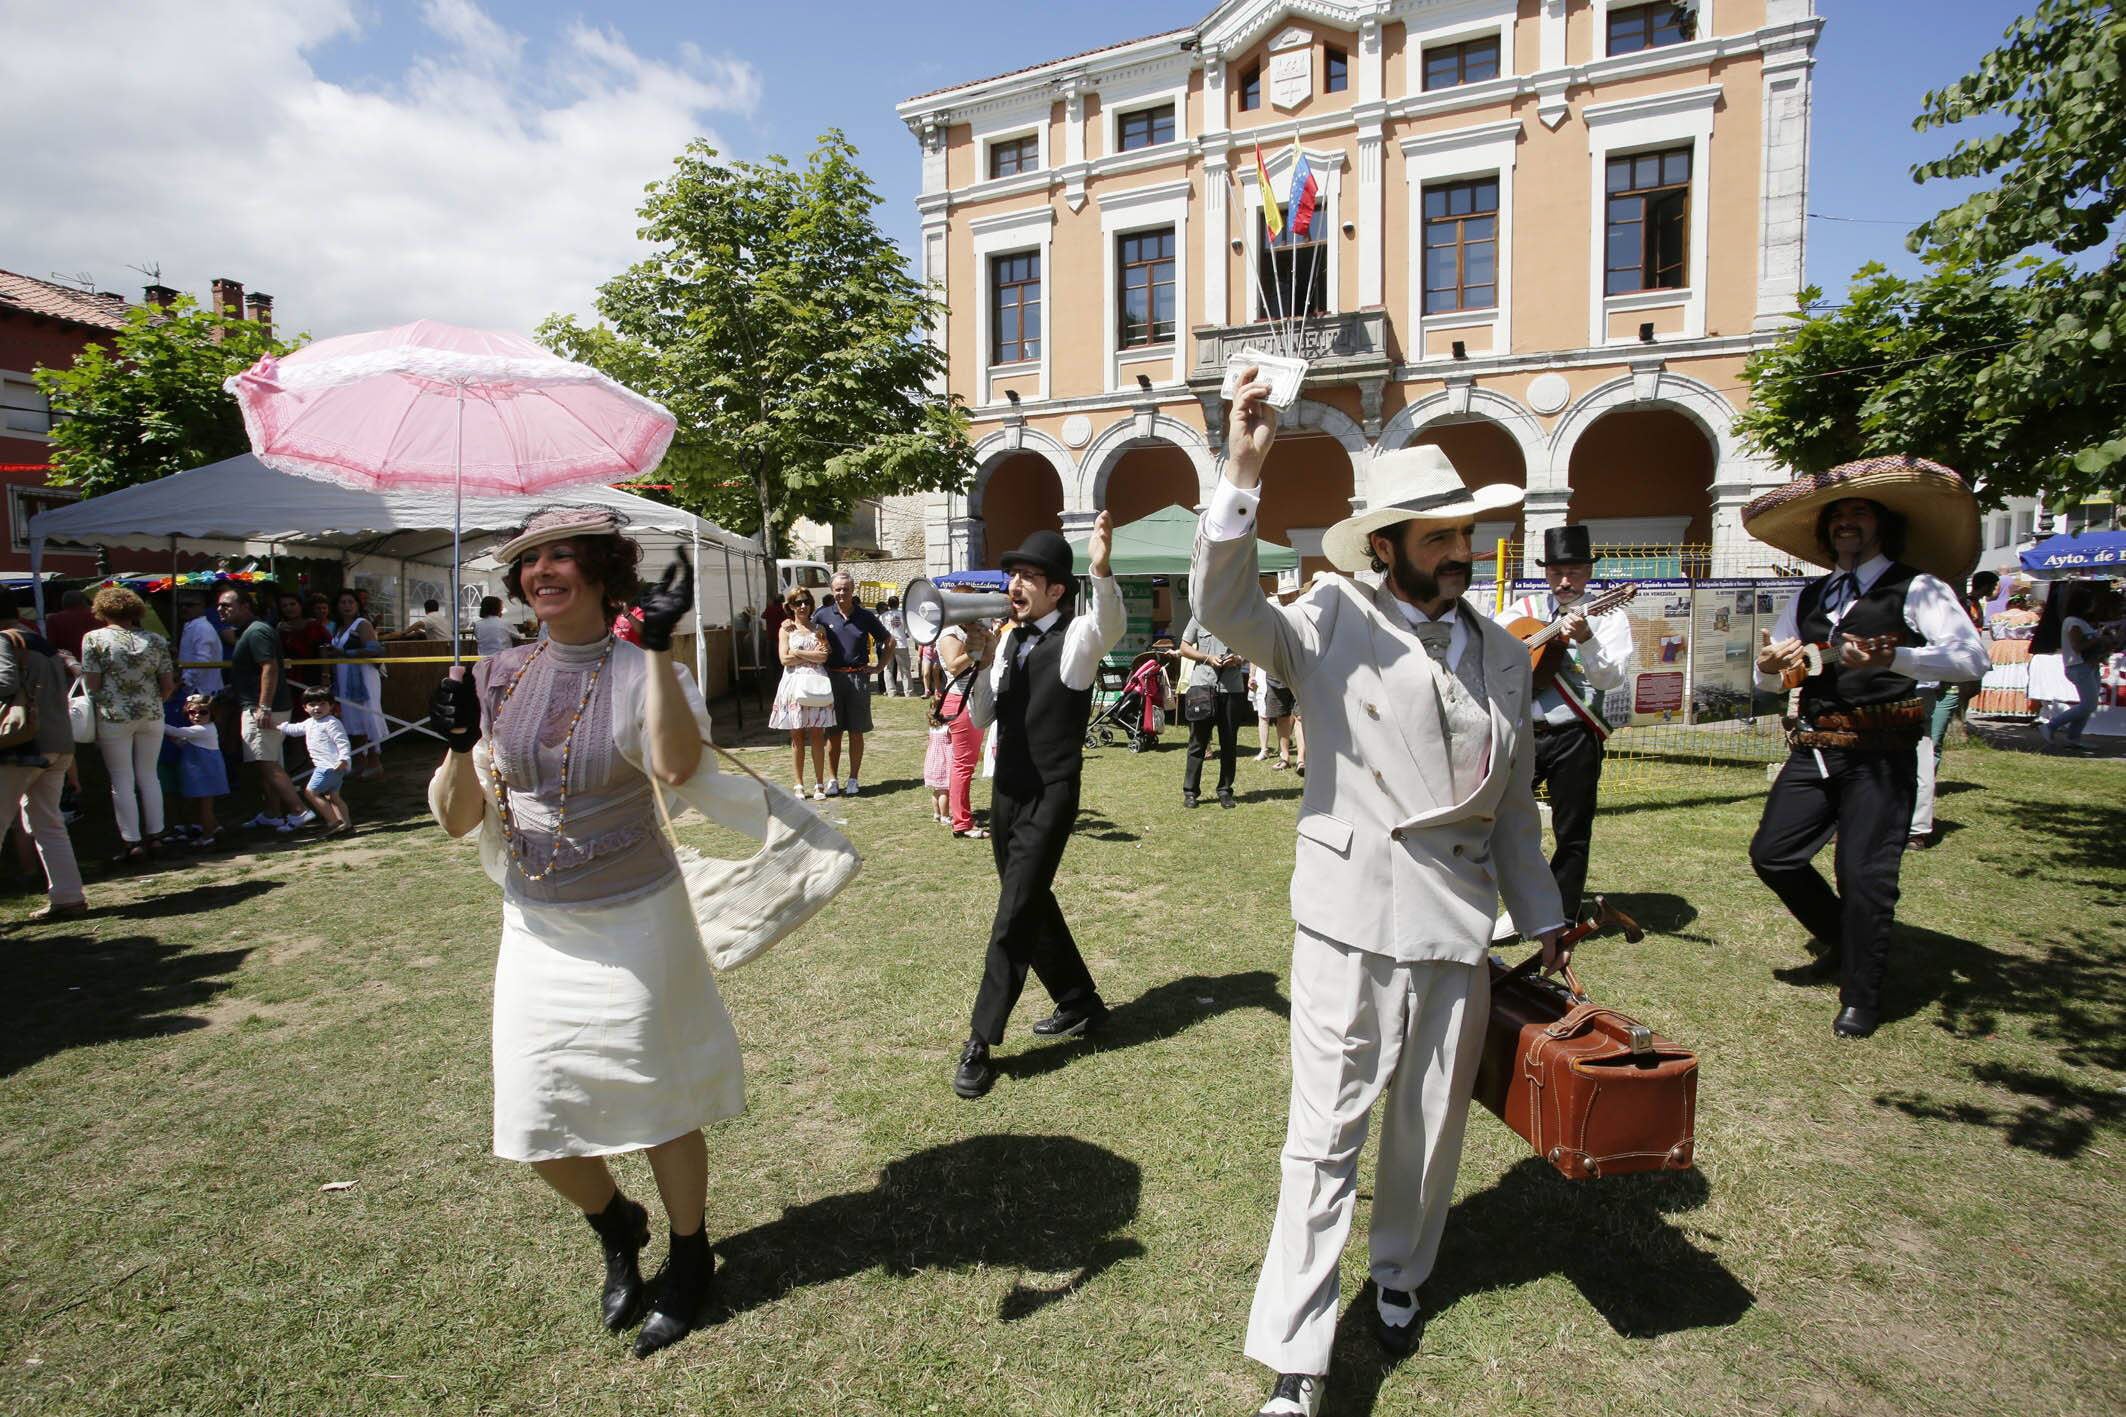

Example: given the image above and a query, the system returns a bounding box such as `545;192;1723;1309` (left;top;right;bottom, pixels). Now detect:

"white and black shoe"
1373;1285;1421;1355
1256;1372;1322;1416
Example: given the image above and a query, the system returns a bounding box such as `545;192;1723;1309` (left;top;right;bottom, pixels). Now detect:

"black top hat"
1537;524;1595;566
998;529;1075;583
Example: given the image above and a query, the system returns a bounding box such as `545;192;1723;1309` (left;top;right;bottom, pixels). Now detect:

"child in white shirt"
279;687;354;835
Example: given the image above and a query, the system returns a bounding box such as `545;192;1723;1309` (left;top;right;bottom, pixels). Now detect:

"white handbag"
67;676;96;744
789;664;835;708
651;737;862;972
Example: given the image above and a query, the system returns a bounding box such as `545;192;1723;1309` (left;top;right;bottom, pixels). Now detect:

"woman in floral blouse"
79;585;177;862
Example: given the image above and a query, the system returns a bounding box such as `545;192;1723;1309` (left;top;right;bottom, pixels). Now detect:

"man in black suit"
953;513;1125;1099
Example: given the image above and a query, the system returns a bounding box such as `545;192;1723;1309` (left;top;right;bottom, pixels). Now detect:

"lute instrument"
1506;584;1640;695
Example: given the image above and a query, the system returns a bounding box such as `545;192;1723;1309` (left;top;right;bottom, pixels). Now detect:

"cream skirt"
492;877;745;1162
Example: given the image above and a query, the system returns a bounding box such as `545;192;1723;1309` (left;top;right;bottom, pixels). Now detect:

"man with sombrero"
1493;524;1636;920
1192;372;1566;1417
1744;455;1989;1039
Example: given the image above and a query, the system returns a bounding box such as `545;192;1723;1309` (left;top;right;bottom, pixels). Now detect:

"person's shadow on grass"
710;1134;1144;1324
0;929;252;1077
992;969;1289;1085
1322;1161;1752;1415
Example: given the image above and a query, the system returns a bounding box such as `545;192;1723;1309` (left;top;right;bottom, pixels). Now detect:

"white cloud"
0;0;758;338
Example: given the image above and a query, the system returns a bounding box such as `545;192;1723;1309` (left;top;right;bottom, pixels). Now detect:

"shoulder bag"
67;674;96;744
650;735;862;972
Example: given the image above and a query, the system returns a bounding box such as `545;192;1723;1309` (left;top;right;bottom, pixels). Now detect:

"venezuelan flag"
1255;142;1284;241
1285;138;1319;240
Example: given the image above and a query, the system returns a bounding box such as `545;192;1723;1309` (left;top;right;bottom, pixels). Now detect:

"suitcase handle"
1497;895;1644;994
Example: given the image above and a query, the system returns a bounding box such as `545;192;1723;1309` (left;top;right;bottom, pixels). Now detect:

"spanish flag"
1254;142;1284;242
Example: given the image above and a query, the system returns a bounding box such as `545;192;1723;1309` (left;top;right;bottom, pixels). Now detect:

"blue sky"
1;1;2031;336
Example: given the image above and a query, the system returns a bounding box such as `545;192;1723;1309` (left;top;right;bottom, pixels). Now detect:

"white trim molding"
1582;83;1720;346
1594;0;1718;57
1100;71;1191;160
1099;178;1194;393
1079;411;1215;512
1400;0;1518;96
969;205;1057;407
1401;117;1522;363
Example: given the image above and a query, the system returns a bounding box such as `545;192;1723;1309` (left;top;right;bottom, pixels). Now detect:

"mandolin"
1507;584;1640;694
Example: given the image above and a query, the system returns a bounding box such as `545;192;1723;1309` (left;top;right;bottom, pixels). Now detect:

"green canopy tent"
1064;502;1298;576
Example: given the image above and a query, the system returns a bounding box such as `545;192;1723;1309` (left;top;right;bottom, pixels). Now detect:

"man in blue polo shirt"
812;571;896;797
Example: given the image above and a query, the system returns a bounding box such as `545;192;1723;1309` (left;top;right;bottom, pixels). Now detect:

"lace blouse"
476;635;677;909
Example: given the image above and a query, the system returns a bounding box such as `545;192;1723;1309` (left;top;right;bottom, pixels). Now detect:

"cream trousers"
1244;929;1488;1377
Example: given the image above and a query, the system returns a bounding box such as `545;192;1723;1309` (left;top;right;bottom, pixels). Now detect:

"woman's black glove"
637;556;693;652
430;674;481;754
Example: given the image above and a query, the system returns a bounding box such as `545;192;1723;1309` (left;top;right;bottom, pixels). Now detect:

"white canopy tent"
26;453;773;714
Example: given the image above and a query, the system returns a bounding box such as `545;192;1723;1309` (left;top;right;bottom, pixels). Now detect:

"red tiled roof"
903;27;1194;104
0;269;130;332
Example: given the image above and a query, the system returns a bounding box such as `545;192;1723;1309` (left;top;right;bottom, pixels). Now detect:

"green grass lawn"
3;700;2122;1415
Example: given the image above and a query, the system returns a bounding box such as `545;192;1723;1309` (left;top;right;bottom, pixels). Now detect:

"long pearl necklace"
487;636;614;882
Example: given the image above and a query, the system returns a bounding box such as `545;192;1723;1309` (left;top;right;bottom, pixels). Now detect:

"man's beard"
1387;543;1470;604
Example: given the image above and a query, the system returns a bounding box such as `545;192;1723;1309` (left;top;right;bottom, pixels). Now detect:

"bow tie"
1415;621;1453;662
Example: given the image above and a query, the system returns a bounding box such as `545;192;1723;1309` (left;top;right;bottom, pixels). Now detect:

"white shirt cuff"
1202;478;1262;542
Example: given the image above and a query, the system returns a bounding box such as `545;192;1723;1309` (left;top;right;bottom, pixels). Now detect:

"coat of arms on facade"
1269;27;1312;111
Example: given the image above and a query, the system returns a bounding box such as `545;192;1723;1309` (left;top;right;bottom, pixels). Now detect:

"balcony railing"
1187;306;1394;383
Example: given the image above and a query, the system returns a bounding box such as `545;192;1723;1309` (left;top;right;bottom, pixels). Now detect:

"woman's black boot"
632;1228;714;1358
584;1192;650;1332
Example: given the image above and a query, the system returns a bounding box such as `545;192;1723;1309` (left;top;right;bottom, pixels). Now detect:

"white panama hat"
1322;445;1524;573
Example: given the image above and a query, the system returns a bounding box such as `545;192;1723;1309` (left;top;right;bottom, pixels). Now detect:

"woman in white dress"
428;507;742;1359
768;589;835;798
327;589;387;779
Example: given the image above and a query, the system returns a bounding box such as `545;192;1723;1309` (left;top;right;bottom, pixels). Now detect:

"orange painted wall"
980;453;1063;566
1104;445;1201;526
1566;408;1716;543
1410;418;1529;543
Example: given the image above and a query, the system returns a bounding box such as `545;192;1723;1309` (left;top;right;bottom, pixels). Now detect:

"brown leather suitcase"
1473;957;1698;1181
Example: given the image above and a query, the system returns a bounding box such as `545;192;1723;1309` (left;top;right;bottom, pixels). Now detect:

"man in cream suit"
1193;372;1567;1417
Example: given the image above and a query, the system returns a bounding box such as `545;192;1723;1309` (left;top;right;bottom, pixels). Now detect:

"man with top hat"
1492;524;1635;920
950;512;1125;1100
1192;371;1566;1417
1744;456;1988;1040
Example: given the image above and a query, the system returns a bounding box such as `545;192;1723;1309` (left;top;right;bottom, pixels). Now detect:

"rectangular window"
990;252;1041;365
1256;206;1330;319
1239;64;1262;111
1603;147;1691;295
2015;509;2036;542
1607;2;1695;55
1324;46;1349;93
7;484;77;554
1422;35;1501;90
0;374;51;436
1117;103;1176;152
1421;179;1499;314
1117;228;1177;348
988;135;1038;180
1991;515;2010;549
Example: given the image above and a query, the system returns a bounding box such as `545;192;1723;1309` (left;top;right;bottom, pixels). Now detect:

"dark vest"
995;613;1094;787
1796;562;1921;715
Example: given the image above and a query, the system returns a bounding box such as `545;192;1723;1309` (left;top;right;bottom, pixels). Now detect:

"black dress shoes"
1833;1005;1879;1039
953;1038;995;1098
1218;788;1236;809
633;1228;714;1358
1183;791;1200;808
1372;1286;1421;1356
1031;1001;1109;1038
584;1192;650;1332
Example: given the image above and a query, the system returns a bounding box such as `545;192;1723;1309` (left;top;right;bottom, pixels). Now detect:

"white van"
777;560;833;594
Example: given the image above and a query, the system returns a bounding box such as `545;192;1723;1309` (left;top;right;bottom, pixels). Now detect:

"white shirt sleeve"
1578;604;1636;692
1751;593;1805;692
1060;575;1126;691
279;717;313;739
1201;477;1262;543
1897;574;1992;684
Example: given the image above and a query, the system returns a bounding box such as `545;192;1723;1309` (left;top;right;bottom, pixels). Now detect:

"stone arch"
967;426;1076;518
1079;413;1216;513
1283;398;1370;466
1548;370;1740;474
1377;388;1549;494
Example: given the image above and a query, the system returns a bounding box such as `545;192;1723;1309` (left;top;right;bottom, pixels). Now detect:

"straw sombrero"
1323;445;1524;574
1741;454;1980;583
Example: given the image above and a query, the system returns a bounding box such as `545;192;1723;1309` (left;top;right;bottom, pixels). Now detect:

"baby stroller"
1087;651;1173;751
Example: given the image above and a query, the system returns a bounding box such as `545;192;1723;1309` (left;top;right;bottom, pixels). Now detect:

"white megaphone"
903;577;1012;647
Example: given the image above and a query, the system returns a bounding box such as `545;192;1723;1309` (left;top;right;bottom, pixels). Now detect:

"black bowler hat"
1538;525;1595;567
998;529;1075;583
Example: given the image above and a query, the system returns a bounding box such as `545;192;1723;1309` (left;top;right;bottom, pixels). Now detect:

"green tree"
541;130;971;594
33;294;303;496
1740;0;2126;502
